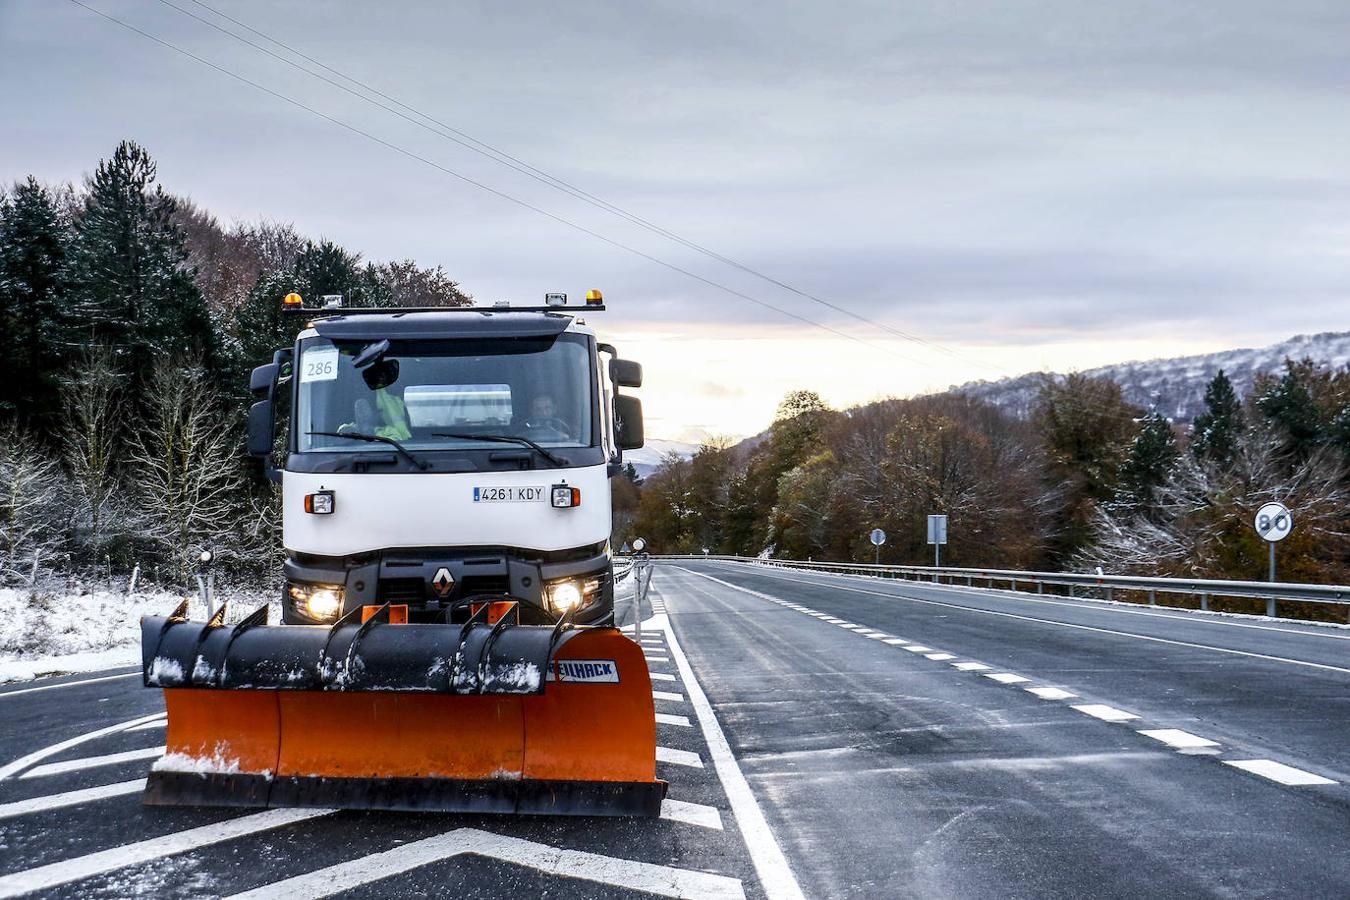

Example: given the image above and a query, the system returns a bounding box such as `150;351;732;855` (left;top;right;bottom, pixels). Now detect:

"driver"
339;359;412;441
527;394;572;438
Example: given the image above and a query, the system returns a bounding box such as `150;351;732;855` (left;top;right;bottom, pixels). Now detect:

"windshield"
295;334;595;453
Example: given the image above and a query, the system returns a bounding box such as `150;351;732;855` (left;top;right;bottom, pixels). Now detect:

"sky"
3;0;1348;442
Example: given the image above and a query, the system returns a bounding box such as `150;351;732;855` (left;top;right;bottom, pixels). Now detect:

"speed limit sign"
1254;502;1293;542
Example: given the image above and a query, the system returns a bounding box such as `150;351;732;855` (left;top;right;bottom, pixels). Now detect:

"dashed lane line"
952;662;991;671
0;807;335;898
222;827;746;900
661;798;724;830
1025;686;1077;700
1072;704;1140;722
657;746;704;768
1138;729;1220;750
0;779;144;821
1223;759;1337;786
903;646;934;653
0;712;165;780
653;690;686;703
657;713;693;727
882;638;909;645
20;745;164;779
728;567;1350;676
925;653;956;661
984;673;1030;684
651;672;678;682
0;670;141;699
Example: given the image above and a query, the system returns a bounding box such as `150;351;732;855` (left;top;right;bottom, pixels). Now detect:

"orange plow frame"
145;627;666;816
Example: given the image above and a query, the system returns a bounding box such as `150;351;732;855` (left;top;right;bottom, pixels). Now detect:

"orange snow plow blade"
140;603;665;816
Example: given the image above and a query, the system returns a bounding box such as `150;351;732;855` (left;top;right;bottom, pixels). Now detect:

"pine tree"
0;177;70;431
294;240;361;302
1191;369;1244;469
1256;364;1323;458
65;141;215;379
1114;411;1179;515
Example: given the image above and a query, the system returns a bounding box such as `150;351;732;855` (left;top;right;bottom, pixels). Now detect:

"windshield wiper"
307;431;429;470
432;432;568;467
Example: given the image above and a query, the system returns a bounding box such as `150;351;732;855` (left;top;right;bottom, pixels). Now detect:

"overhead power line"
69;0;930;364
154;0;1000;374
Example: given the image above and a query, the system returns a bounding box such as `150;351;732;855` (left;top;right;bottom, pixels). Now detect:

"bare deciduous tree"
61;344;125;554
0;425;70;580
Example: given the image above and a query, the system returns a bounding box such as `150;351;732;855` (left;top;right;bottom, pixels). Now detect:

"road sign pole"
875;545;880;565
1267;541;1277;617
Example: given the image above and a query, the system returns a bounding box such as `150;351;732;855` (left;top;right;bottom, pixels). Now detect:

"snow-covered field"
0;582;275;684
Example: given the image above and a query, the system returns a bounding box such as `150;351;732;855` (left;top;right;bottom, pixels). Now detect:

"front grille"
379;577;425;604
457;575;510;598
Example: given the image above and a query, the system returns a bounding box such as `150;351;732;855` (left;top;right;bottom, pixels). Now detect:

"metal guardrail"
654;555;1350;623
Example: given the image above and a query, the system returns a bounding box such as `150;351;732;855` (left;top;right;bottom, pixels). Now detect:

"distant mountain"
623;438;699;478
952;331;1350;421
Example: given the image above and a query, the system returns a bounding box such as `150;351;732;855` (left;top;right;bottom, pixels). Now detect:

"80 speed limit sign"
1254;502;1293;542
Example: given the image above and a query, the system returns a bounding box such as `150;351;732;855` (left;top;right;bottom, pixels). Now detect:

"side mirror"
614;395;644;450
610;359;643;388
247;399;275;457
249;363;279;399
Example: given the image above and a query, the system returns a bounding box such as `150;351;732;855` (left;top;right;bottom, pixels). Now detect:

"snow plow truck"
139;290;665;816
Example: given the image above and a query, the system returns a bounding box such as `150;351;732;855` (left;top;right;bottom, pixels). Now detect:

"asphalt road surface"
2;559;1348;898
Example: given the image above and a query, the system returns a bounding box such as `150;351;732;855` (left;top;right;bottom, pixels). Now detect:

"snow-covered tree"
0;177;71;432
60;345;126;556
0;424;71;581
1114;411;1179;514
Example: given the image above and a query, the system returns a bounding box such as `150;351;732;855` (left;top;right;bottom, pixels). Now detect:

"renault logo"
431;567;456;598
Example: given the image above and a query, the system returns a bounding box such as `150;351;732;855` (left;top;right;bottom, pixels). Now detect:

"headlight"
545;577;602;614
287;582;344;620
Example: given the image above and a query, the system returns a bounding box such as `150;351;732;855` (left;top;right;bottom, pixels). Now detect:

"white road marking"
653;690;686;703
903;646;934;653
0;807;334;898
856;630;887;637
663;570;808;900
882;638;909;645
1138;729;1220;750
126;720;167;732
661;798;724;830
838;623;863;629
645;656;672;663
656;746;704;768
739;568;1350;676
0;671;140;699
983;673;1029;684
0;712;166;780
20;745;165;779
0;779;144;821
1223;759;1337;786
823;618;845;624
1025;686;1077;700
650;672;677;682
925;653;956;661
224;827;745;900
952;662;991;671
865;633;892;640
1072;704;1140;722
656;713;692;727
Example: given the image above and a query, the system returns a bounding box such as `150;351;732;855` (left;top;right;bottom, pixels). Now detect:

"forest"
0;141;469;587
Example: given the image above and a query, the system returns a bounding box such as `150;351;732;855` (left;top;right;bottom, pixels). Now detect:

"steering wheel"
525;417;572;439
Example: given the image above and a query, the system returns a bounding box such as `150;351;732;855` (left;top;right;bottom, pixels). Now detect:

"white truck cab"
246;295;644;626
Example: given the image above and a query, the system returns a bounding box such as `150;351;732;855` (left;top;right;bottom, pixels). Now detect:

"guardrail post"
1106;587;1113;602
1068;584;1075;598
1037;580;1044;594
1148;589;1156;606
1266;596;1277;618
1200;592;1209;611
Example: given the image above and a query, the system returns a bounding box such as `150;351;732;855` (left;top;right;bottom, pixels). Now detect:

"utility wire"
158;0;999;373
69;0;925;364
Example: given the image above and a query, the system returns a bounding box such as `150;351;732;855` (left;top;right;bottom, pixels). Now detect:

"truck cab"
246;296;644;626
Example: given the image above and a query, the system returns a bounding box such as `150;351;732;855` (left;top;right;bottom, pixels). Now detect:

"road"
1;559;1348;897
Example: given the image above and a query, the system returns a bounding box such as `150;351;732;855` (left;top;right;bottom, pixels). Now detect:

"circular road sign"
869;528;887;546
1254;502;1293;542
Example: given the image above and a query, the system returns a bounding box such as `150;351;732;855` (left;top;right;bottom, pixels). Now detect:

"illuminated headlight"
546;577;602;614
287;582;344;620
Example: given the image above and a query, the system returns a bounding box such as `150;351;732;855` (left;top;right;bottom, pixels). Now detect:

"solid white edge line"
656;746;704;768
0;712;166;780
656;713;692;727
661;798;724;830
1223;759;1337;786
20;745;165;779
223;827;745;900
0;671;141;699
0;779;144;821
663;568;808;900
0;807;334;898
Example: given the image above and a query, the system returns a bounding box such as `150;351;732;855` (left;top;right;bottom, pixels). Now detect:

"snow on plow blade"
140;602;666;817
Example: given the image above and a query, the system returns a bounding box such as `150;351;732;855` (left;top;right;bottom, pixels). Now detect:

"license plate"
473;486;545;503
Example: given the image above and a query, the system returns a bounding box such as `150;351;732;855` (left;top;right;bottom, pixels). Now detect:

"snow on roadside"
0;583;276;685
